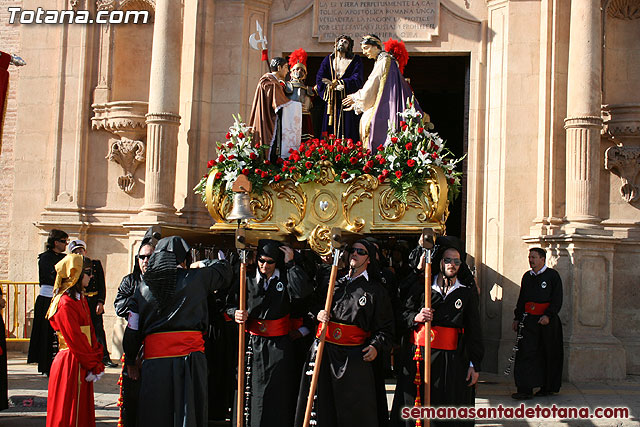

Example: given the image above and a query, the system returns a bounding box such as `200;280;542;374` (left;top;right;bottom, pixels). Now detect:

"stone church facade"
1;0;638;381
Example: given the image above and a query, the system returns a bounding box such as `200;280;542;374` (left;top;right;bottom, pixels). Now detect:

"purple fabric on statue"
369;59;422;152
316;54;364;142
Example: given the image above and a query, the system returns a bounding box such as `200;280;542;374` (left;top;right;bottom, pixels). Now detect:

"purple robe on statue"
315;54;364;142
350;52;421;152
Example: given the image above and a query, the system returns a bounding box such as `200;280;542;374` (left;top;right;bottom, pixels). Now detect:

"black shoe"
103;359;118;368
511;392;533;400
534;389;548;397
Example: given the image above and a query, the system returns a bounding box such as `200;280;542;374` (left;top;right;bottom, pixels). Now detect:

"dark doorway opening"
304;54;470;239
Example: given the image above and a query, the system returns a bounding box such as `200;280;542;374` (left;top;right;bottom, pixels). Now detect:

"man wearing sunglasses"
113;227;159;427
390;236;484;426
300;239;394;427
230;239;312;427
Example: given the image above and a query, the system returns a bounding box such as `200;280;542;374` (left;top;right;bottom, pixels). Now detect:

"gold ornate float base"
205;166;449;255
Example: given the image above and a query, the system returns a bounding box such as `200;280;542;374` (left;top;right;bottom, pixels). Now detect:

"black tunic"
28;249;65;375
227;262;312;427
123;260;232;427
513;267;563;394
390;276;484;427
295;272;394;427
114;270;144;427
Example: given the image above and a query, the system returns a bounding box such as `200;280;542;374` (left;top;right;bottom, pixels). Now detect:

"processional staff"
303;228;345;427
228;176;256;427
422;229;436;427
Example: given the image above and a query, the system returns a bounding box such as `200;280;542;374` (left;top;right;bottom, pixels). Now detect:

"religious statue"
342;35;420;151
248;57;299;162
315;35;364;142
285;48;315;143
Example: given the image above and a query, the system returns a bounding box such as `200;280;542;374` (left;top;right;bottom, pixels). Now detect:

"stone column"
139;0;182;221
564;0;603;227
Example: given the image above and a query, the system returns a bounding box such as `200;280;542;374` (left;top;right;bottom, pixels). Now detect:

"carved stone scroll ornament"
604;146;640;203
96;0;116;11
106;138;146;193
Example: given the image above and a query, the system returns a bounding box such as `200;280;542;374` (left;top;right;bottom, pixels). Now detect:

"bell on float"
228;174;255;222
228;192;255;221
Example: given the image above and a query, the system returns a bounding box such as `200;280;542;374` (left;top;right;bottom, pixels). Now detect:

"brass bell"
228;192;255;221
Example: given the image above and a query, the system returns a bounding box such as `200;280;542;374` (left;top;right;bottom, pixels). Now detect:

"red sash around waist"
316;321;370;346
144;331;204;359
247;315;290;337
411;324;461;350
525;301;550;315
223;312;233;322
289;317;303;332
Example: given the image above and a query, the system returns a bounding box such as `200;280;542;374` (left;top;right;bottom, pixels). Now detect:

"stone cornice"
92;101;148;138
602;103;640;139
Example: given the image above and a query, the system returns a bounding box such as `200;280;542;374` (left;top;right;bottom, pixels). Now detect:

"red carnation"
261;171;268;178
391;137;398;144
255;168;262;174
407;159;416;167
347;142;355;150
249;152;257;160
382;169;390;177
218;155;225;162
329;134;336;140
305;161;313;169
340;171;349;180
305;150;313;158
207;160;215;168
356;141;362;148
238;132;245;139
225;132;231;139
417;127;424;133
265;160;271;165
300;144;306;151
379;157;386;165
276;158;284;165
356;152;364;159
242;168;249;175
402;125;408;131
321;155;327;160
274;174;282;182
349;157;357;165
227;142;234;149
399;121;406;127
289;166;297;172
395;170;403;179
366;160;374;168
377;144;384;152
281;166;287;172
378;174;385;183
215;172;222;180
335;154;342;162
431;152;438;159
203;173;208;179
449;177;455;185
405;142;413;150
363;165;371;173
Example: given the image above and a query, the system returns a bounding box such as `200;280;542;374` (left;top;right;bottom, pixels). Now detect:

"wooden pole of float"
235;230;249;427
303;229;344;427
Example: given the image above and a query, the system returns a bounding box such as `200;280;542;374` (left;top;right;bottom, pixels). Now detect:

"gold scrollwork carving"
378;187;407;221
271;180;307;234
308;225;332;256
342;174;379;232
315;162;337;186
250;191;274;222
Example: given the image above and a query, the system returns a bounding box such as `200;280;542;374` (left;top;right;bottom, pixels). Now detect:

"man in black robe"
113;227;159;427
230;239;312;427
511;247;563;400
296;239;394;427
122;236;232;427
390;236;484;426
28;229;68;375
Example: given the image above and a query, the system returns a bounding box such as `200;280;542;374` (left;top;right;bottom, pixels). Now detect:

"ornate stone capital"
606;0;640;19
602;103;640;140
92;101;148;140
106;138;146;193
605;146;640;203
96;0;116;11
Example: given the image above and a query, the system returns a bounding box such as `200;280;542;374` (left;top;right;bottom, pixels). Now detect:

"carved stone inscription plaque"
313;0;439;43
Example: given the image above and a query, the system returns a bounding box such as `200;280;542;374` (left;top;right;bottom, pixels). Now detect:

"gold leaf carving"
342;174;378;232
315;162;337;186
250;191;274;222
308;225;332;256
271;180;307;234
